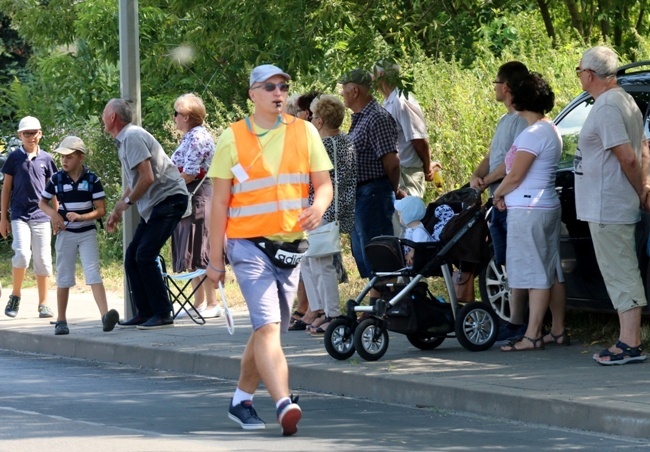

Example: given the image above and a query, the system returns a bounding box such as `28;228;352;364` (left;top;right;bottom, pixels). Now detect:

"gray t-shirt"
575;87;644;224
116;124;188;222
488;111;529;195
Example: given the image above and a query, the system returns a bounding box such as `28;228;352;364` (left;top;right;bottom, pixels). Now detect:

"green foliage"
1;0;650;268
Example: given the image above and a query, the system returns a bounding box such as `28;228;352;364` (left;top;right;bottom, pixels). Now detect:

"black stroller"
324;187;499;361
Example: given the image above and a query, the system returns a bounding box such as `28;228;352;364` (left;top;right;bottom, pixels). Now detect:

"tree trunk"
597;0;610;42
636;2;646;34
536;0;556;43
564;0;585;41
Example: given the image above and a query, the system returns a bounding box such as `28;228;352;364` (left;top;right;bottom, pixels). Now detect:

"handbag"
305;137;341;258
182;175;207;219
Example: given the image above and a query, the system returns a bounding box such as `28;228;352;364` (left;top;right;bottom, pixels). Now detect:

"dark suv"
480;61;650;320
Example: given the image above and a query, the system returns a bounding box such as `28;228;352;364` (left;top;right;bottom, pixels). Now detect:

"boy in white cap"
394;195;433;266
39;136;119;335
0;116;57;318
206;64;333;436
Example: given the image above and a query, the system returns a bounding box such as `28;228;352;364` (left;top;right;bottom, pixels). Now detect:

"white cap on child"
394;196;426;225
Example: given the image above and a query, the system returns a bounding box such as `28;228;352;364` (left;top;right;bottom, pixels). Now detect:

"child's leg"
91;283;108;316
31;221;53;306
10;219;32;297
77;230;107;315
57;287;70;321
37;275;49;306
11;267;26;297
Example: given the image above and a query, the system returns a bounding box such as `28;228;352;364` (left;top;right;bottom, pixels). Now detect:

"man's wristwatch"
124;196;133;205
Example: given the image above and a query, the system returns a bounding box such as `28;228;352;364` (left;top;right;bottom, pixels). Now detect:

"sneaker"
102;309;120;332
136;315;174;330
38;305;54;318
277;395;302;436
175;304;206;319
495;323;527;345
54;321;69;335
228;399;266;430
5;295;20;318
202;305;222;318
117;315;150;328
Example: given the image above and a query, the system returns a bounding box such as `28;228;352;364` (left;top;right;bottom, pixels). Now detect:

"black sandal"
543;329;571;346
501;335;545;352
289;310;304;325
310;315;346;336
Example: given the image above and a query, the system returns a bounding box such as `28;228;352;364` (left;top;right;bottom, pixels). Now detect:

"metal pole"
118;0;141;317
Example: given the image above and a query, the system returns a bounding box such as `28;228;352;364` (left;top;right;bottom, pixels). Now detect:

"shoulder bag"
304;137;341;258
182;174;207;219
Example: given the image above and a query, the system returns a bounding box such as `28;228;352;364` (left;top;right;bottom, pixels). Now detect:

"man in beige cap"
39;136;119;335
0;116;57;319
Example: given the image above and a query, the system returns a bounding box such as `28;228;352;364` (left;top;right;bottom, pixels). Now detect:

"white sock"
232;388;254;406
276;397;291;410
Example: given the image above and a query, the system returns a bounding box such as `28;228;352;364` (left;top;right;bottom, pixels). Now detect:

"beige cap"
55;136;87;155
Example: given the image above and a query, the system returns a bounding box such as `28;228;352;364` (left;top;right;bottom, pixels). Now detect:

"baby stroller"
324;187;499;361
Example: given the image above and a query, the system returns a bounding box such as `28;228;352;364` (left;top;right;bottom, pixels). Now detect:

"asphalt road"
0;349;647;451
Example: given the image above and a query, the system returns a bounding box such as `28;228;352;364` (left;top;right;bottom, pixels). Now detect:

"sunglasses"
174;111;181;117
253;82;290;92
21;131;40;137
575;67;595;77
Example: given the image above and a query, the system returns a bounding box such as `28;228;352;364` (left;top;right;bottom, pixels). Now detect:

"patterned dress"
170;125;215;272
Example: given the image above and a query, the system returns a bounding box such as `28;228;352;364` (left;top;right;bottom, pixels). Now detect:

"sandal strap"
615;340;644;357
523;335;544;349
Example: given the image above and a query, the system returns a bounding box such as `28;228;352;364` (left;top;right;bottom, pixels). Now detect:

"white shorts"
55;229;103;288
11;220;52;276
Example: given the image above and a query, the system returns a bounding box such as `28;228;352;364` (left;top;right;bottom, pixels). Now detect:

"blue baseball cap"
249;64;291;87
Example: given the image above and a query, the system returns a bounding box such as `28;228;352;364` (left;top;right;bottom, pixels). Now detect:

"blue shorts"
226;238;300;331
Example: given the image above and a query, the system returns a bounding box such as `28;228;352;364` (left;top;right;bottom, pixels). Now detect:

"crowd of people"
1;45;649;436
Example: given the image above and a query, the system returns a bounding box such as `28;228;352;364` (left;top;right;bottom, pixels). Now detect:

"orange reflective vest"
226;116;310;238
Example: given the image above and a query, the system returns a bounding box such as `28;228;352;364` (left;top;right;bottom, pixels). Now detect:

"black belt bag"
248;237;308;269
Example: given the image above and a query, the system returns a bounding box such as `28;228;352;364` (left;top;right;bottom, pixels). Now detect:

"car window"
555;98;594;166
555;90;650;168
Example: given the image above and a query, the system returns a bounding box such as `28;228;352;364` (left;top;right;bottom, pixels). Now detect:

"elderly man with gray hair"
575;45;650;365
102;98;189;330
373;60;440;198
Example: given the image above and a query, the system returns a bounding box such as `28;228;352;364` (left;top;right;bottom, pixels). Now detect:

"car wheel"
479;254;510;322
406;333;445;350
353;318;389;361
455;302;499;351
324;318;356;360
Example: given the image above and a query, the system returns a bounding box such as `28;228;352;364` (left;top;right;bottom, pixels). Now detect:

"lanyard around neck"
244;115;283;170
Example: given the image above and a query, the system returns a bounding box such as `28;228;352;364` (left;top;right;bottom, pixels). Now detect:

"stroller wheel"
406;334;445;350
455;302;499;351
324;318;356;360
353;318;389;361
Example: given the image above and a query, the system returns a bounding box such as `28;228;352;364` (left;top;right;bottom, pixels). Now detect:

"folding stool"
158;255;207;325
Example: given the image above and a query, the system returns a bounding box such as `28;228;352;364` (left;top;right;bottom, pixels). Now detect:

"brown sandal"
501;335;545;352
543;329;571;346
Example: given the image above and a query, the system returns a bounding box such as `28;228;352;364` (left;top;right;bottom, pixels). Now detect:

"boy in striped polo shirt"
39;136;119;335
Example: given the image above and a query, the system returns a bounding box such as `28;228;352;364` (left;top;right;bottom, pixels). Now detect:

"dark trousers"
125;193;187;318
351;177;395;278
